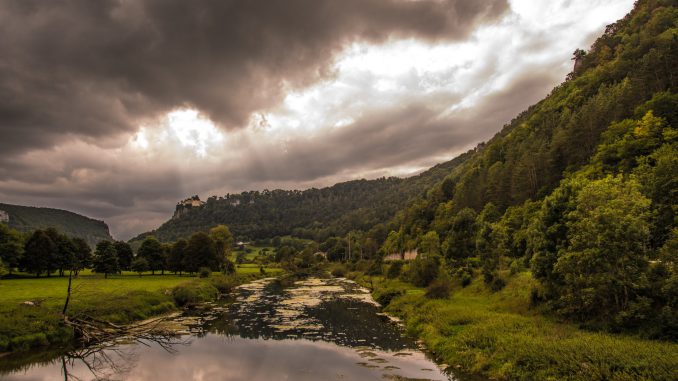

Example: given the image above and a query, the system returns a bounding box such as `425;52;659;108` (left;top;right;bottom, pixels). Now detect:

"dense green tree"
209;224;234;264
131;257;149;277
0;223;23;274
274;245;295;263
45;228;83;277
55;235;77;277
138;236;165;275
71;237;92;275
381;230;402;257
114;241;134;271
93;241;119;278
634;142;678;249
419;231;441;258
185;232;218;272
442;208;478;261
168;239;187;275
22;230;56;276
553;176;652;322
528;178;583;296
408;256;440;287
44;228;73;276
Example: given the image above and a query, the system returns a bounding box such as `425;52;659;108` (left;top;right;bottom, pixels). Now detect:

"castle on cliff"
173;195;205;219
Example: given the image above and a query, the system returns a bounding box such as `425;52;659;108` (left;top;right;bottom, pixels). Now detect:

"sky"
0;0;636;240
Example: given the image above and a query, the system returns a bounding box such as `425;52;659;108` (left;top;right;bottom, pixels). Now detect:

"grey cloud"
0;0;508;157
235;69;558;185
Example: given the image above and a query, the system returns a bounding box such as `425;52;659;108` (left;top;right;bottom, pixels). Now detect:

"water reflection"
212;277;415;350
1;277;457;381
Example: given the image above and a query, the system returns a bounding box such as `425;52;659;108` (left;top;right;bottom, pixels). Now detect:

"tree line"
130;155;467;245
0;223;236;278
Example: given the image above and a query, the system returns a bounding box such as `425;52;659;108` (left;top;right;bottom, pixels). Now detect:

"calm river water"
1;277;480;381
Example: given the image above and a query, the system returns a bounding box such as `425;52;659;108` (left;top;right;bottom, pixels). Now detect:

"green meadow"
0;266;281;353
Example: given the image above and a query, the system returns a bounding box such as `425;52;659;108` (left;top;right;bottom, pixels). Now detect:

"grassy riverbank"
0;267;282;353
350;271;678;381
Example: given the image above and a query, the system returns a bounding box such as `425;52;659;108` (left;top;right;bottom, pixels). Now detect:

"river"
1;277;480;381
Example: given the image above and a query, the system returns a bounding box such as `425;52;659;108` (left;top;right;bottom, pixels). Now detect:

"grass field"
229;245;275;262
353;271;678;381
0;265;282;353
236;263;283;275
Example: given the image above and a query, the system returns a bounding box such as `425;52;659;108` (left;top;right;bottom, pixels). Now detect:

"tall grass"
363;272;678;381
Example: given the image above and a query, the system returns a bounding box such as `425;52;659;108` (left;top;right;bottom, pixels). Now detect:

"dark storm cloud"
0;0;508;157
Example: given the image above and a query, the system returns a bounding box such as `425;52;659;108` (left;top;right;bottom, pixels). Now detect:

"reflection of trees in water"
60;335;188;381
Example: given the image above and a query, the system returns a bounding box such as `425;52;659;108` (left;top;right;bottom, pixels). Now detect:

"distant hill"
0;203;113;247
131;152;473;243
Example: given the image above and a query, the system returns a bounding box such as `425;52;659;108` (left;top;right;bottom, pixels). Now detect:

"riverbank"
350;271;678;381
4;274;456;381
0;266;283;353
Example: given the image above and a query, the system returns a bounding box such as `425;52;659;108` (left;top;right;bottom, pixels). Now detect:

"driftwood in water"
63;313;179;346
60;269;179;347
60;329;186;381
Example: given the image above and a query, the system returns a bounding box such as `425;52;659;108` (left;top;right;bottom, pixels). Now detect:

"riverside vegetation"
0;268;282;353
346;263;677;380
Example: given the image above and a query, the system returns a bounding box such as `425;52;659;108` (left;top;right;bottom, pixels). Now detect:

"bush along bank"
349;269;678;381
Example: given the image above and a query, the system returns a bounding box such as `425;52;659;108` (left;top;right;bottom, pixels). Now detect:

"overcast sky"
0;0;635;240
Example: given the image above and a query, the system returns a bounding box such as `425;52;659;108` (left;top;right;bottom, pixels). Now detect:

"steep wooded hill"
0;203;113;247
132;151;473;243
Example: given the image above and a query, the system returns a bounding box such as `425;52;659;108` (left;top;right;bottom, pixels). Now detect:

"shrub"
222;260;236;275
510;260;522;275
409;256;440;287
331;265;346;277
490;277;506;292
172;281;219;307
366;261;383;276
375;288;406;307
461;273;472;287
198;267;211;278
210;275;237;293
386;261;403;279
131;257;149;276
530;287;543;306
425;278;452;299
453;267;473;287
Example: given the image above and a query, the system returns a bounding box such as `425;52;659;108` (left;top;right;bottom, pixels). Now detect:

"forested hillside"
132;153;471;243
380;0;677;337
0;203;112;247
